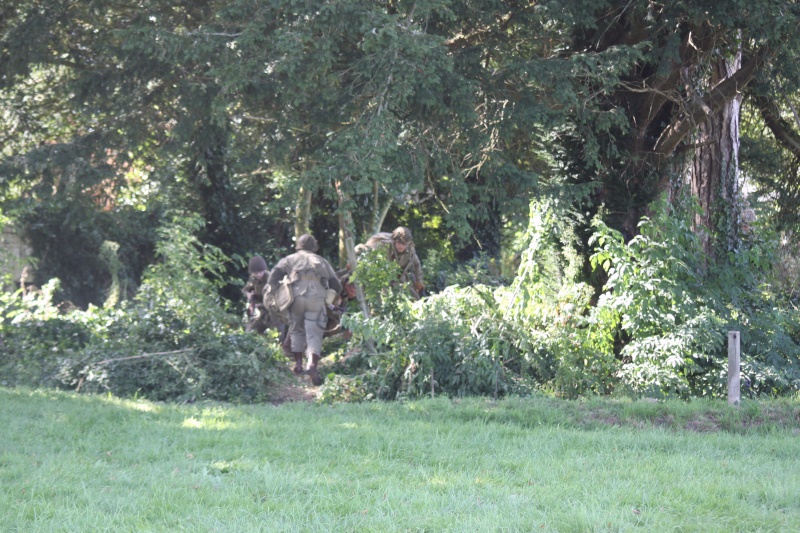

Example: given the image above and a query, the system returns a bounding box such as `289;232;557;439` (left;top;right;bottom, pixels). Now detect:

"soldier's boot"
307;353;323;386
291;352;304;375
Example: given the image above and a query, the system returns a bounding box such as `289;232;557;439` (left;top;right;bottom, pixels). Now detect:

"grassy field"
1;388;799;532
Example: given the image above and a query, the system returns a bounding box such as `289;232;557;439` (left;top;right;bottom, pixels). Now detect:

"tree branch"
653;48;769;157
753;93;800;160
93;348;195;366
445;11;517;51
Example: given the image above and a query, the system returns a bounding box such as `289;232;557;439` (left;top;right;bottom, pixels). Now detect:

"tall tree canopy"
2;0;800;304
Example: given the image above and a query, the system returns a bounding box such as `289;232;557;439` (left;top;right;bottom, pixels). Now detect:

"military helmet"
248;255;268;273
391;226;413;245
296;234;319;252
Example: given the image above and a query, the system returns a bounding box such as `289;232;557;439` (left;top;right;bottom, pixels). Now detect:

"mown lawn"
1;387;799;532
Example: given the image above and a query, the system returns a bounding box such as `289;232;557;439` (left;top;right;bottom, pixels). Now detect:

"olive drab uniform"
242;255;273;334
268;234;342;385
359;227;425;298
322;268;357;339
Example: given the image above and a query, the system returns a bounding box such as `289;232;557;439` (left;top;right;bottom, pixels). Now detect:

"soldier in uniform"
242;255;271;333
322;268;358;340
267;234;342;385
357;226;425;298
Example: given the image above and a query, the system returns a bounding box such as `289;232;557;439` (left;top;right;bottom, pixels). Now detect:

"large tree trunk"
689;48;744;255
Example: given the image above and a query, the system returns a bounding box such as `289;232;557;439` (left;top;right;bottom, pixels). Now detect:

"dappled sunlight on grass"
176;406;267;431
3;388;800;532
181;415;235;431
211;459;257;474
181;417;205;429
428;476;449;486
116;399;159;413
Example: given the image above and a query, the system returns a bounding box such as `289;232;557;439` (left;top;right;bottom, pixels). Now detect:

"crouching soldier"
267;234;342;385
357;226;425;298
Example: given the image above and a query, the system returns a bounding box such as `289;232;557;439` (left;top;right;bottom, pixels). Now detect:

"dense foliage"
0;217;284;402
3;197;799;401
3;1;800;402
323;197;800;401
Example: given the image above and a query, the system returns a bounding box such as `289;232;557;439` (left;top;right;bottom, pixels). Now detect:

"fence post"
728;331;740;406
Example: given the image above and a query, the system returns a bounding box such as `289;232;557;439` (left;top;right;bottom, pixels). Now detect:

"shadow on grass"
419;395;800;434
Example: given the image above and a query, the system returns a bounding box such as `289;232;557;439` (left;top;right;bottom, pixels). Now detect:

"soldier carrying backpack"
267;234;342;385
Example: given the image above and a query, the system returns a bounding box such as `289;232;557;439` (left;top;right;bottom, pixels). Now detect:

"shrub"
588;197;800;398
0;216;285;402
486;198;617;397
326;195;800;402
342;246;526;399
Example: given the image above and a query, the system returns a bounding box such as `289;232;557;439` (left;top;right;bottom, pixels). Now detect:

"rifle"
245;290;257;319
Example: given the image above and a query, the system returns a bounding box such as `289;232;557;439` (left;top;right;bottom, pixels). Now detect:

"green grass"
1;388;799;532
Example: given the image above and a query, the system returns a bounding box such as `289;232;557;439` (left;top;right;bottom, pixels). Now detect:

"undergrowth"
0;216;284;403
3;200;800;405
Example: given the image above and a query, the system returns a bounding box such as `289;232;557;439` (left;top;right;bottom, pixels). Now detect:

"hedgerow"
4;203;800;404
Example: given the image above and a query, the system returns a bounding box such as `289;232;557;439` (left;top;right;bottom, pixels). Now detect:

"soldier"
322;268;358;340
267;234;342;385
242;255;270;333
357;226;425;298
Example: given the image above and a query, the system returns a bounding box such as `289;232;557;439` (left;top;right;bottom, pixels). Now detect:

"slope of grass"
1;387;799;532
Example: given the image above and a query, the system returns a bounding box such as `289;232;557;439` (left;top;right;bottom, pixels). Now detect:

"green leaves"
0;215;284;402
586;197;800;398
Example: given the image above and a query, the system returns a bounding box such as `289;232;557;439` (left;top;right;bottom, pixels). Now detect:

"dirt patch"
263;353;348;404
264;364;321;405
266;380;318;405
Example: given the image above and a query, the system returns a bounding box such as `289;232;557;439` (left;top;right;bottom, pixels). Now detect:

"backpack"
263;276;293;325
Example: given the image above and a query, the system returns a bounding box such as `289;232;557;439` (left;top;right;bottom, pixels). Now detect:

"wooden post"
728;331;740;406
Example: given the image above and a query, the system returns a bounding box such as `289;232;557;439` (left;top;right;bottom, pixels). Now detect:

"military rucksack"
263;276;292;325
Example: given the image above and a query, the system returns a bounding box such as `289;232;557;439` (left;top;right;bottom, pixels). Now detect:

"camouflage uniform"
242;256;271;334
359;226;425;298
268;234;342;385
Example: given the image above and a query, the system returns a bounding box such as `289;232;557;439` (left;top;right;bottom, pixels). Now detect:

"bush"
341;247;526;399
478;198;613;397
336;196;800;402
588;197;800;398
5;203;799;404
424;248;509;293
0;216;285;403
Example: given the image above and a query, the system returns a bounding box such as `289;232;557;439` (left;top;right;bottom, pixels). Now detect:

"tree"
0;0;288;303
4;0;800;307
552;0;799;252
